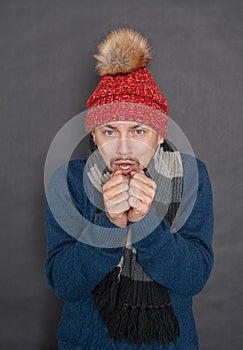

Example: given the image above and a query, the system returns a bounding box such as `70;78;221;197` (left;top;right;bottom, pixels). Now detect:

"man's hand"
127;169;156;222
103;169;156;227
102;170;130;228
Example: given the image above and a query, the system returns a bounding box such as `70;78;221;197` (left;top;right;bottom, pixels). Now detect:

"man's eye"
104;130;114;136
135;129;144;135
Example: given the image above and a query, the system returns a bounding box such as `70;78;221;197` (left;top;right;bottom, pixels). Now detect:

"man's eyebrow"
99;123;146;130
130;124;144;129
100;124;117;130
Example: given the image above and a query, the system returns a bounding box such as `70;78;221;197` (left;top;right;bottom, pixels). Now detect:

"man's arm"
131;157;214;296
45;160;123;302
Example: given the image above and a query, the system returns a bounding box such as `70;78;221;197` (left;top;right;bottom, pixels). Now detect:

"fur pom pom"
94;28;152;76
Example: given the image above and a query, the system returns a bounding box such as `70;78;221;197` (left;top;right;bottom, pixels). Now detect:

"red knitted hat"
86;28;168;138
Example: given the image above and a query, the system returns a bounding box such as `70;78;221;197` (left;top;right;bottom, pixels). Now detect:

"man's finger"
130;171;156;189
128;196;148;212
128;186;153;204
107;200;130;214
103;174;129;192
104;182;129;199
105;192;129;210
129;182;155;199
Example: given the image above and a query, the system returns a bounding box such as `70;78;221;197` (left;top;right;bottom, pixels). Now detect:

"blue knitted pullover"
45;153;214;350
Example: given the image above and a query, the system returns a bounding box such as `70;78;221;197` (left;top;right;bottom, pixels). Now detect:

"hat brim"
86;102;168;139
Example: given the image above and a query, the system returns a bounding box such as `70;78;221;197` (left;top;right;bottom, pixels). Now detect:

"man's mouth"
119;164;132;170
115;163;136;175
110;159;139;175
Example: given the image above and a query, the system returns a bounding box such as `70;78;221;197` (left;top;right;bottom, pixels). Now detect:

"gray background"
1;0;242;349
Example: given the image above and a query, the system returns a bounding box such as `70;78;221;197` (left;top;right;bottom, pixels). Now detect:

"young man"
45;28;214;349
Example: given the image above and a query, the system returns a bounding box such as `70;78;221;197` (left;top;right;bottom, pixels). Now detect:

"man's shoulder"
67;158;87;175
180;152;212;200
49;158;87;176
46;158;87;195
180;152;208;176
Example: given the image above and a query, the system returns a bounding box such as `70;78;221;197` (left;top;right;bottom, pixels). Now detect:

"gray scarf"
87;140;183;346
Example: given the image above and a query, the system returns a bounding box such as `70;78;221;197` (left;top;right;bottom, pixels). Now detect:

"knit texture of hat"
86;28;169;138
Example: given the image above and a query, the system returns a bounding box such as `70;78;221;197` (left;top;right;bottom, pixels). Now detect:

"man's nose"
116;138;132;156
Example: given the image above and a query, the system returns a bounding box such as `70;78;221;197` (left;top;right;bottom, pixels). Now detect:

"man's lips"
111;160;139;175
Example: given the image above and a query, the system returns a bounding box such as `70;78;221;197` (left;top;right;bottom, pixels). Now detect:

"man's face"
92;121;163;175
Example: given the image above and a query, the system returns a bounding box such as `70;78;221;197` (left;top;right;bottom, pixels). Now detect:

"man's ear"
91;131;96;144
158;137;164;145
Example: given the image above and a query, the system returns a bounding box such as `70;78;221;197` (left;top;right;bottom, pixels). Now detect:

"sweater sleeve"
45;160;123;303
132;156;214;297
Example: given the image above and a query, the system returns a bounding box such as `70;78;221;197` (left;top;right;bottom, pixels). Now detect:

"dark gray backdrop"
1;0;242;349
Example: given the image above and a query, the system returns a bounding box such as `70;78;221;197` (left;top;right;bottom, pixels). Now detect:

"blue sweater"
45;153;214;350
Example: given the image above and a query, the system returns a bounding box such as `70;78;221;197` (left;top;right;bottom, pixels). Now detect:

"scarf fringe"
93;268;180;345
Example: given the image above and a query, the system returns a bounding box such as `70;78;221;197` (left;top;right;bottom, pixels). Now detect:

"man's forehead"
96;121;152;130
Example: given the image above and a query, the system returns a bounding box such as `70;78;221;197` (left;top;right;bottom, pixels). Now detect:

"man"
45;28;214;349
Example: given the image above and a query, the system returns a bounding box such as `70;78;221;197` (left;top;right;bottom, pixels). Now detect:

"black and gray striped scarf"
87;139;183;346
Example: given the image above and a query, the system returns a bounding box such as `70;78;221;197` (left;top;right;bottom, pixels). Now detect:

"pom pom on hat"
94;28;152;76
86;28;168;138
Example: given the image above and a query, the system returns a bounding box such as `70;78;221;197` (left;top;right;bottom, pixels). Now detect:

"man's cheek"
99;148;114;167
